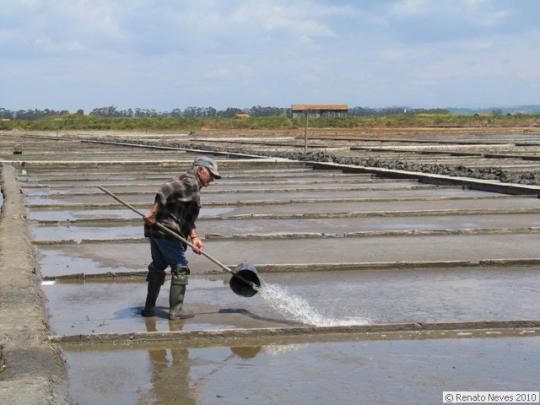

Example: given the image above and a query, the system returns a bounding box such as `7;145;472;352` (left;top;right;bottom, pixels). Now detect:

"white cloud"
413;32;540;82
161;0;341;52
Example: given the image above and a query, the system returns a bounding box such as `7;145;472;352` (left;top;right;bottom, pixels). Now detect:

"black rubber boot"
142;266;165;317
169;267;194;320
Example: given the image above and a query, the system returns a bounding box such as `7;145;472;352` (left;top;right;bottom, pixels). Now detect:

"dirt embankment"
195;126;540;138
98;137;540;186
0;164;70;404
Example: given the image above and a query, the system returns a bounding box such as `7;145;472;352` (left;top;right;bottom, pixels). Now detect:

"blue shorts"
149;237;188;271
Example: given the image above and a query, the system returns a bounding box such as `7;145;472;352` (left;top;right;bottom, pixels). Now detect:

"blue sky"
1;0;539;111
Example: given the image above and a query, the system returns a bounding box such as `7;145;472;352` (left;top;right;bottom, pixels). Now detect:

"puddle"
28;211;78;222
23;188;94;196
29;213;540;242
28;209;136;221
202;207;235;216
25;197;77;206
31;225;142;242
35;233;540;277
43;268;540;336
28;207;235;222
254;268;540;325
23;182;425;195
25;188;500;206
64;336;540;404
43;278;299;335
38;248;141;277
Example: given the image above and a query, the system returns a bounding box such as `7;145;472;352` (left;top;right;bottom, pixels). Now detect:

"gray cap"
193;156;221;179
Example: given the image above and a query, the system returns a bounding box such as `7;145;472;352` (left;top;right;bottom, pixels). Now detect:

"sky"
1;0;539;111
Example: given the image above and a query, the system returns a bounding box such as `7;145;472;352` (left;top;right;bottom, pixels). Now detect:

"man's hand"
191;236;203;254
144;202;160;225
143;211;156;225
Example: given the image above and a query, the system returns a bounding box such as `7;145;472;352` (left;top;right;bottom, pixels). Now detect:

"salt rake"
98;186;261;297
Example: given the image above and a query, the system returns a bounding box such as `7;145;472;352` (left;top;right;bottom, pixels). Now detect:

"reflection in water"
140;317;266;403
141;318;195;404
190;345;263;398
230;346;262;359
138;319;301;403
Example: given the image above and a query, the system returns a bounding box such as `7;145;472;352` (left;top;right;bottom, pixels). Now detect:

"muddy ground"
0;165;70;404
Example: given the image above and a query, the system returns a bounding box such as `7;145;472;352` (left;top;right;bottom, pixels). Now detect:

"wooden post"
304;110;309;154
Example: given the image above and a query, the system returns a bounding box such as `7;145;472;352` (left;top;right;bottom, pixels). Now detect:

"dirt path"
0;164;69;404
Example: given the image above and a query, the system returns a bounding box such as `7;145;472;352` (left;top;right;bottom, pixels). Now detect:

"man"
142;156;221;320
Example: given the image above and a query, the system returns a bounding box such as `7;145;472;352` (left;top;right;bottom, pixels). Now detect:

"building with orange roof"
291;104;348;118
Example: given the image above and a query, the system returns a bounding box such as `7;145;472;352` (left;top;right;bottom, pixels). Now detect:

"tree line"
0;108;74;120
0;106;451;120
0;106;290;120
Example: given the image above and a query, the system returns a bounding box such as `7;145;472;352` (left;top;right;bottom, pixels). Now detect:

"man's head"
193;156;221;187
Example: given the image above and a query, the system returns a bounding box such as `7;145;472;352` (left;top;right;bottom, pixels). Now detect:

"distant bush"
1;113;539;132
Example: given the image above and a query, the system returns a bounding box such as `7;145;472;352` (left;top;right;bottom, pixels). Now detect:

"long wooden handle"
97;185;235;276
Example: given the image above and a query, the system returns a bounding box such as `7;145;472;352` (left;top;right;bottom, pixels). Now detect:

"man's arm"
190;228;203;254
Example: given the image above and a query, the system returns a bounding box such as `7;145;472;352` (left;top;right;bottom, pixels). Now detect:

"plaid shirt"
144;169;201;240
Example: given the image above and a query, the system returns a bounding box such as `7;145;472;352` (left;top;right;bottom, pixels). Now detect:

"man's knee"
171;266;190;285
147;264;166;285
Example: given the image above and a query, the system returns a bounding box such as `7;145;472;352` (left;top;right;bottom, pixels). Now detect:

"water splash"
259;283;369;327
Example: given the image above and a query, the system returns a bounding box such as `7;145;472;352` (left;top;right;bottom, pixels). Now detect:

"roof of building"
291;104;348;111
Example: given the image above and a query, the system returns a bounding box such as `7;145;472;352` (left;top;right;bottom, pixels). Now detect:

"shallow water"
27;207;235;222
64;336;540;405
42;267;540;336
